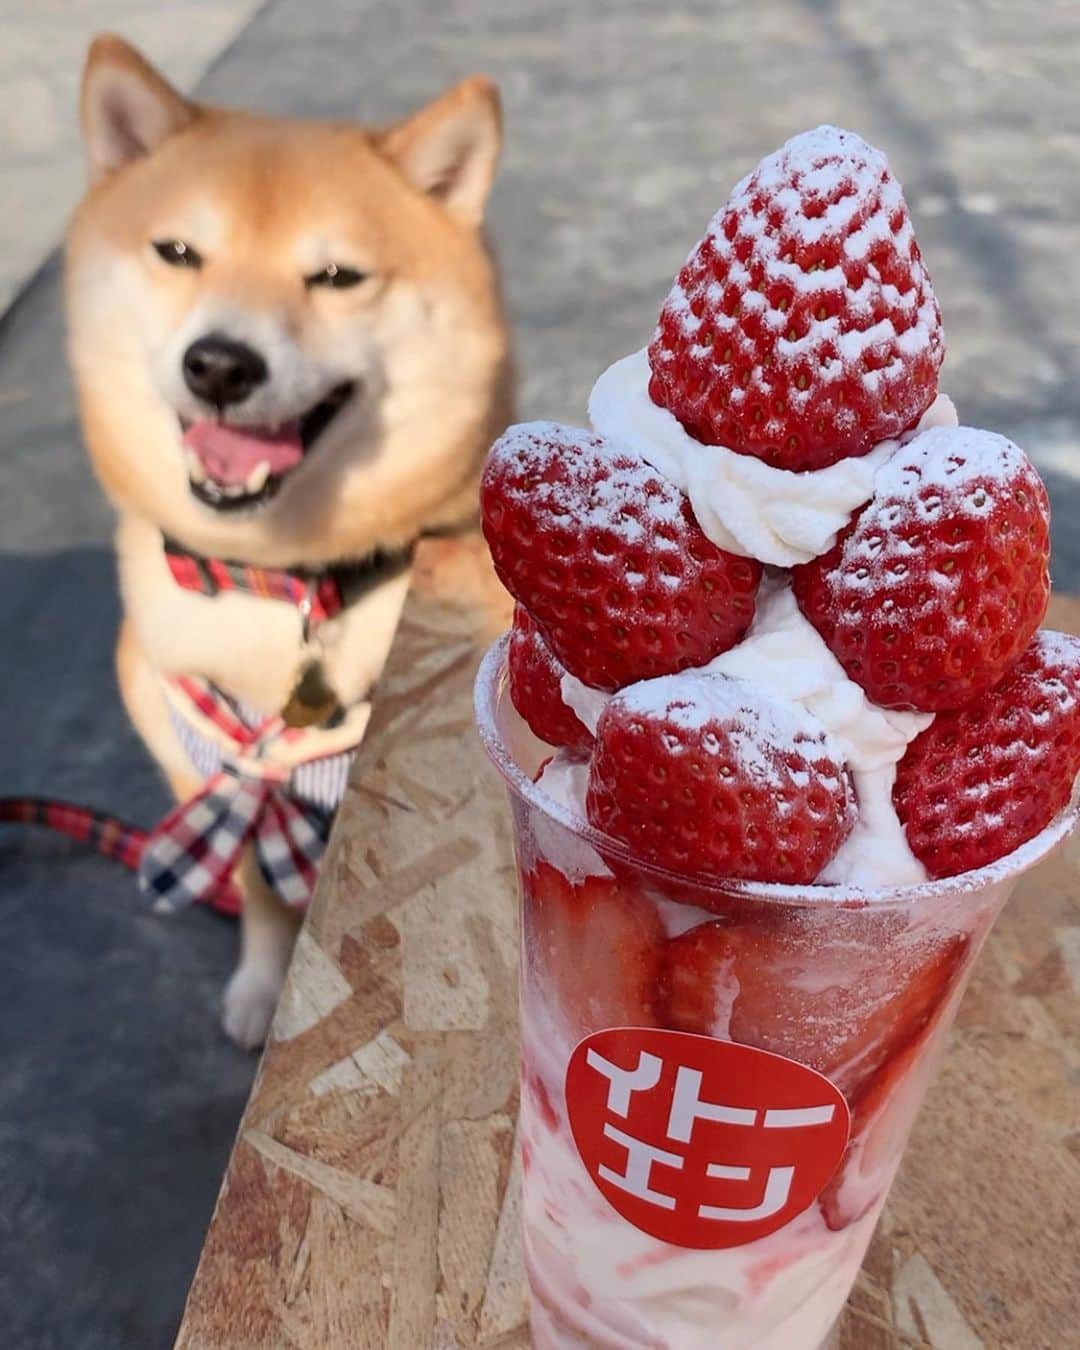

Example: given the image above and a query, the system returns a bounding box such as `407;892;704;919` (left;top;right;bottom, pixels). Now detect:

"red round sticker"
565;1026;850;1250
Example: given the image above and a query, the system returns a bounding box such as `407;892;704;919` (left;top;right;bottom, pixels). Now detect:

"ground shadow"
0;546;256;1350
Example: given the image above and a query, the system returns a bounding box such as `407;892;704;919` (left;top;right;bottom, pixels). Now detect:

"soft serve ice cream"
478;125;1080;1349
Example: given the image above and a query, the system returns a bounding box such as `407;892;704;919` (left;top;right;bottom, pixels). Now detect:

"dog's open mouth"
180;381;356;512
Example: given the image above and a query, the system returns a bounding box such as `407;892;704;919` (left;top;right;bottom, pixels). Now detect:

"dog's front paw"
222;960;285;1050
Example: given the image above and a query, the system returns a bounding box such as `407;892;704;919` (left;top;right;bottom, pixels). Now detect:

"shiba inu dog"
65;35;512;1047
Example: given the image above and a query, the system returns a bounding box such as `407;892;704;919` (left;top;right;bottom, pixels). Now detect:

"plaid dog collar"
150;537;410;908
162;536;400;628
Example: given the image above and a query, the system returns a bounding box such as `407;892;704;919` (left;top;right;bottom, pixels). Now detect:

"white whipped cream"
702;581;927;776
546;581;932;887
559;672;608;737
588;348;958;567
533;754;611;882
704;581;932;886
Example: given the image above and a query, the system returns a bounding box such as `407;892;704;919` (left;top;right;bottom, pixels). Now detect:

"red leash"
0;796;240;915
0;796;146;866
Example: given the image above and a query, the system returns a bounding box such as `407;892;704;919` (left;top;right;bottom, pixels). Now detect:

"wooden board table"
175;538;1080;1350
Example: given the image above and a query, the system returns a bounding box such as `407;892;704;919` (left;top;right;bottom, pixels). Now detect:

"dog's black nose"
182;335;268;407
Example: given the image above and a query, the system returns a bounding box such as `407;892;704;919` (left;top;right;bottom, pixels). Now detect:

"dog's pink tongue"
182;420;304;486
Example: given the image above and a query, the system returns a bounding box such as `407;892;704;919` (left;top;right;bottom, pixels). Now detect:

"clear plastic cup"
475;636;1077;1350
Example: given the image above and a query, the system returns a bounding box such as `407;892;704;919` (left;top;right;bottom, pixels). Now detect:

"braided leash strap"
0;780;329;917
0;795;238;916
0;796;147;867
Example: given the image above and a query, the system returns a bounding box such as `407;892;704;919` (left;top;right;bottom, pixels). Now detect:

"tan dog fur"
65;35;512;1047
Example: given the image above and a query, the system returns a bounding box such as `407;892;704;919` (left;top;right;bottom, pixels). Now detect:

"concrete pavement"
0;0;262;312
2;1;1079;1347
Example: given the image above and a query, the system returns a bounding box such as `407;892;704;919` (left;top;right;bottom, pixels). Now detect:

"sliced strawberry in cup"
818;934;977;1232
659;915;969;1101
818;1031;932;1231
522;862;663;1044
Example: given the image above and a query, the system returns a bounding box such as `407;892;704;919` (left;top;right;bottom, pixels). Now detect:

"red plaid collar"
163;537;355;626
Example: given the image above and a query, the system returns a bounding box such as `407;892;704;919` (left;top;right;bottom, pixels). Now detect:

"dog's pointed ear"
378;77;502;227
79;34;195;181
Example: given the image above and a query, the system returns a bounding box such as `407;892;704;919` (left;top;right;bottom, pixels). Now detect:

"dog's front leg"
222;848;302;1050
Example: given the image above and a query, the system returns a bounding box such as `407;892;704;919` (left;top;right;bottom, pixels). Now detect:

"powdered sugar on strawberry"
646;126;944;472
865;423;1037;520
490;419;687;544
723;128;927;320
590;347;957;566
481;421;761;692
587;670;856;884
794;424;1051;712
894;630;1080;878
611;668;846;769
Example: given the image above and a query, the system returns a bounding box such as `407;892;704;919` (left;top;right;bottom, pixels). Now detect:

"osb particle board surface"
175;554;1080;1350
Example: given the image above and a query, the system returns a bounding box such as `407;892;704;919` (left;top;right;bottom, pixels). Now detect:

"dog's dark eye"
305;263;368;290
152;239;203;268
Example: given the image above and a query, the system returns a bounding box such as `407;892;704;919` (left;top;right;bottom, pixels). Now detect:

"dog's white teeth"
223;483;247;498
245;461;272;494
185;451;207;485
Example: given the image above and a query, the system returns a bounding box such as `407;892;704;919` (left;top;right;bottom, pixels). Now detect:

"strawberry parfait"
475;126;1080;1349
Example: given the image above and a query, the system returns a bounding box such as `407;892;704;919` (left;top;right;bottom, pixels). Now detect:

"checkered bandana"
137;677;366;913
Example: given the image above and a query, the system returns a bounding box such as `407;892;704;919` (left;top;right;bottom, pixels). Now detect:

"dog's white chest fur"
118;514;411;715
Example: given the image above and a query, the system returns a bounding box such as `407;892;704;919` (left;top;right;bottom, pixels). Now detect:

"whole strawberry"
481;422;761;692
793;425;1050;711
647;126;943;471
508;604;593;751
586;671;854;884
893;631;1080;878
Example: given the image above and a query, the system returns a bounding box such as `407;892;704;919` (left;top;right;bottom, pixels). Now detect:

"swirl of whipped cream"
588;348;958;567
703;582;932;885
